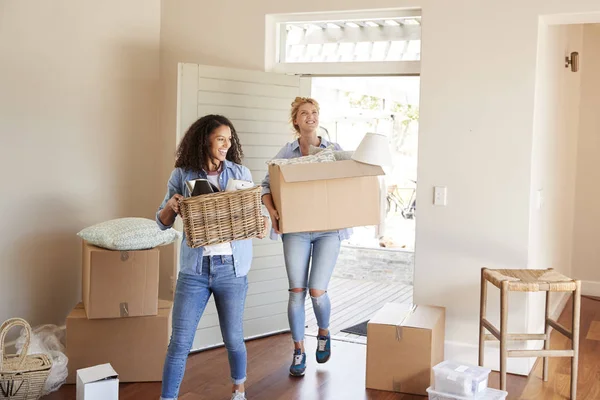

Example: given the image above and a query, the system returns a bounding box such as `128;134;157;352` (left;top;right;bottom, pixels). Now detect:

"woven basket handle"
0;318;31;372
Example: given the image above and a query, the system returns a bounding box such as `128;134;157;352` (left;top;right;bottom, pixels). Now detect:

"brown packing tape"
395;304;417;340
396;326;403;341
120;302;129;317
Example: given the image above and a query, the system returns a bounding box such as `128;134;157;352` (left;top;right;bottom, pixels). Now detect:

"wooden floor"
305;277;413;343
45;296;600;400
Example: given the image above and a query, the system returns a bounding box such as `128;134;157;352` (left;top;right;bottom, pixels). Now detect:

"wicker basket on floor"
0;318;52;400
179;185;266;248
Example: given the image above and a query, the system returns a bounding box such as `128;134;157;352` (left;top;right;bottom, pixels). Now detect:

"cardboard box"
76;363;119;400
366;303;445;396
82;240;159;319
268;160;384;233
66;300;172;383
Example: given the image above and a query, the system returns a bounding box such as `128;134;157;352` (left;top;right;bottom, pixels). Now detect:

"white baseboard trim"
582;280;600;297
445;340;532;376
445;292;572;377
523;291;571;371
550;291;571;320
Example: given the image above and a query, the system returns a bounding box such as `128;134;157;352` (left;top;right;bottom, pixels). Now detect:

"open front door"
175;63;311;351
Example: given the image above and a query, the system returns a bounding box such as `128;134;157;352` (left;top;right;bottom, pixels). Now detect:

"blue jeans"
160;255;248;400
282;231;341;342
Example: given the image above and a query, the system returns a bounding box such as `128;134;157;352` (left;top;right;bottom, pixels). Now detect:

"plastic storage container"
432;360;492;397
426;386;508;400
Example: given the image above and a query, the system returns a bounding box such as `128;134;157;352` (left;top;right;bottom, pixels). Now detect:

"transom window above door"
283;17;421;63
266;9;421;75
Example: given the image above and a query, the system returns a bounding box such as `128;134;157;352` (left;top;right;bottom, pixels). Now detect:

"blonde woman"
261;97;351;376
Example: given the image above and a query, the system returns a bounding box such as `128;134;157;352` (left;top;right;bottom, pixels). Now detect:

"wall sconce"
565;51;579;72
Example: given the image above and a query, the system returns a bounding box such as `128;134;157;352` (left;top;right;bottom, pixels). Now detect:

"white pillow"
268;148;336;166
309;144;354;161
77;217;181;250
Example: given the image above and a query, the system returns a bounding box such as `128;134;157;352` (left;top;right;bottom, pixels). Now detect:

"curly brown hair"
175;114;244;172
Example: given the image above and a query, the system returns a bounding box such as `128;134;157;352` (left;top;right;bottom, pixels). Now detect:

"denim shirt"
260;137;352;241
156;160;254;277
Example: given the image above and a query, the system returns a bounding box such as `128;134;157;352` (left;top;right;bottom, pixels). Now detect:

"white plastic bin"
426;386;508;400
432;360;492;397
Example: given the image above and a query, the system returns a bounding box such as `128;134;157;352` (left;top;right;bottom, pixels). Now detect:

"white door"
175;63;311;351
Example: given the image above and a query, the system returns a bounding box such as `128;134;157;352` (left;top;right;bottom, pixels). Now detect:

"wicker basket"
0;318;52;400
179;185;266;248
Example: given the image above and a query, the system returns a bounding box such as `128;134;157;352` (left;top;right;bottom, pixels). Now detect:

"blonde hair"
290;97;320;136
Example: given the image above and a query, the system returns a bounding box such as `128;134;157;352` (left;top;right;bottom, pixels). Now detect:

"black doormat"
340;320;369;336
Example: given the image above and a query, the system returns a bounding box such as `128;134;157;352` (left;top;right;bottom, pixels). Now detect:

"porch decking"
304;276;413;344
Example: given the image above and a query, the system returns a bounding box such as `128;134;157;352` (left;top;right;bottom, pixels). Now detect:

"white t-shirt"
202;173;233;256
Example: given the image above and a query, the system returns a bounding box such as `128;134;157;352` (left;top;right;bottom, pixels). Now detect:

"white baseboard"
445;340;532;376
445;292;572;377
552;291;571;319
523;291;571;371
582;280;600;297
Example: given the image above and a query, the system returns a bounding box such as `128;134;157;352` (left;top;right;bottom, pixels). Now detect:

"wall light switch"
434;186;447;206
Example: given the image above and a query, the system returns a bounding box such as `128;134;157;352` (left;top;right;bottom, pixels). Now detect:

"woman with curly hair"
156;114;265;400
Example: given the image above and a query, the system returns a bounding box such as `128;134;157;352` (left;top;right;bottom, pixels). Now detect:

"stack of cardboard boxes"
65;240;173;383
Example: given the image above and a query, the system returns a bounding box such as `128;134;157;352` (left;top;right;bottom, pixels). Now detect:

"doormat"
340;320;369;336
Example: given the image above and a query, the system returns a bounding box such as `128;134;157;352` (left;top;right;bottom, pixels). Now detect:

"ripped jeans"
281;231;342;342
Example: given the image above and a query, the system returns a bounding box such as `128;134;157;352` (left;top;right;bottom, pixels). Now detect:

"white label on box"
455;365;469;373
447;372;458;381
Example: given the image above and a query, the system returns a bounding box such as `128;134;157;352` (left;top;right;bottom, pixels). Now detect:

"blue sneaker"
289;349;306;376
316;333;331;364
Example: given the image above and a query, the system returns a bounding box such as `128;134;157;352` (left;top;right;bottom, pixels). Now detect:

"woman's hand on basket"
167;194;184;214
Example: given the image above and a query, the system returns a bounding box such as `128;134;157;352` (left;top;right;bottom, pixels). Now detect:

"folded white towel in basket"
225;179;255;192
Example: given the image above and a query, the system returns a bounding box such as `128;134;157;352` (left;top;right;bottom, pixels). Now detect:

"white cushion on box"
77;217;180;250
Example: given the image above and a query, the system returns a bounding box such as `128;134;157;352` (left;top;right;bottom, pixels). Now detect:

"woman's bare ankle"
232;383;245;393
318;328;329;336
294;340;305;353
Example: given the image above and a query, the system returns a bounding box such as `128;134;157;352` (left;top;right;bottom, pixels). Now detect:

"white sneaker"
231;390;246;400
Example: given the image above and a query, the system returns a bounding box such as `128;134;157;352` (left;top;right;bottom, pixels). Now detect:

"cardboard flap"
278;160;384;183
369;303;416;327
404;305;444;330
78;363;118;384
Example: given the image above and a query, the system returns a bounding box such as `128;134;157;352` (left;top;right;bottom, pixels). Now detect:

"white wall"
572;24;600;296
0;0;164;330
527;23;583;369
159;0;600;374
530;24;582;287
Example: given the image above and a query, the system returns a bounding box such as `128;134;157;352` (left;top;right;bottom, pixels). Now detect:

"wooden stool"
478;268;581;399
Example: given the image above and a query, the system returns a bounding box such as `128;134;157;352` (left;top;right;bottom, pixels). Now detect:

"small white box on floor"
432;360;491;397
76;363;119;400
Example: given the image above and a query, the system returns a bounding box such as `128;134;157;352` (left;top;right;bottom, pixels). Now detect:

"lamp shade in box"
352;132;392;167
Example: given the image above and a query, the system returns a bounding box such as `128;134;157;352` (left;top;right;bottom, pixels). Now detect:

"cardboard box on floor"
82;240;159;319
76;363;119;400
366;303;445;396
268;160;384;233
66;300;172;383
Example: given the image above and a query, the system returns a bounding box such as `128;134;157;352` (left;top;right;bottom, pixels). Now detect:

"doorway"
304;76;419;342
